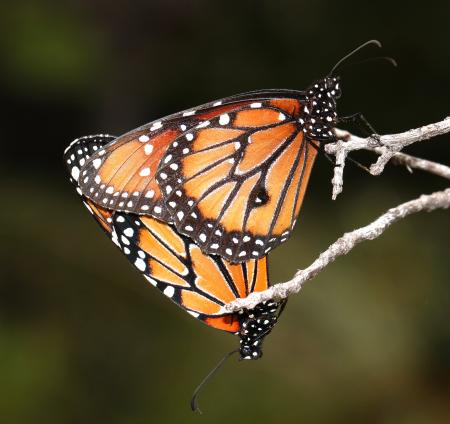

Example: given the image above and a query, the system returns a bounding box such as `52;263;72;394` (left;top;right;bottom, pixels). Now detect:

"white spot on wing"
197;120;210;128
150;121;163;131
124;228;134;237
164;286;175;297
139;167;151;177
144;144;153;155
135;258;146;271
144;275;158;287
93;158;102;169
71;166;80;181
219;114;230;125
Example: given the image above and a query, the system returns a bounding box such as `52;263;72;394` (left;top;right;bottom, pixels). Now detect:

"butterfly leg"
308;140;337;166
338;113;380;143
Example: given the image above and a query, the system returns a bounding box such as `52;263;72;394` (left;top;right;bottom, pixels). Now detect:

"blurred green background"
1;0;449;423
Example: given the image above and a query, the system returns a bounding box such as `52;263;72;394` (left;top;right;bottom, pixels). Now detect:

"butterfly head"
238;300;284;360
306;76;341;101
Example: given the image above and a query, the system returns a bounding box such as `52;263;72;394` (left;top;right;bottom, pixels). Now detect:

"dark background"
1;1;449;423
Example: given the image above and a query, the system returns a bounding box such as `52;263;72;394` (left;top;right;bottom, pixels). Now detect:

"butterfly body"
238;300;286;359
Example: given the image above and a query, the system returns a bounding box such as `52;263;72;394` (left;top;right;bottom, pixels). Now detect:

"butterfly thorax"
299;76;341;142
238;300;283;360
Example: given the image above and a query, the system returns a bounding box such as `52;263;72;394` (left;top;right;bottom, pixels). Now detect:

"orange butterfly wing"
111;213;268;332
157;99;319;262
77;128;178;222
75;90;318;263
65;133;269;333
76;94;288;221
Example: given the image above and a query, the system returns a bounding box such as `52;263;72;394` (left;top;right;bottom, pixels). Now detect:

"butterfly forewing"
156;99;319;262
77;127;179;222
73;89;319;263
64;134;116;186
76;92;302;221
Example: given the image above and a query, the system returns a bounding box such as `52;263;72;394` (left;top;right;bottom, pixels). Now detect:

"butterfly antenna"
336;56;397;74
355;56;397;68
190;349;239;414
329;40;382;76
346;155;371;173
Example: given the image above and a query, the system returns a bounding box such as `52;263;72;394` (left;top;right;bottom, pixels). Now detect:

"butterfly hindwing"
111;211;269;332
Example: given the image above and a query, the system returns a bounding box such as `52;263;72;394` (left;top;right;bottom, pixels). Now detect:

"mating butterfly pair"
65;41;383;366
64;77;339;357
65;133;285;361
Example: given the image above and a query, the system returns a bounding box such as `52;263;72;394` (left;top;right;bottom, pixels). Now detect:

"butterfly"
64;134;286;361
75;41;384;263
75;88;325;264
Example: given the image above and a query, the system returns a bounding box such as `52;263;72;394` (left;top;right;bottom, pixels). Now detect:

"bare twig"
326;117;450;199
221;188;450;313
390;152;450;179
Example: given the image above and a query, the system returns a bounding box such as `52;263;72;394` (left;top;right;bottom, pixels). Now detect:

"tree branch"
221;118;450;314
326;117;450;199
390;151;450;180
222;188;450;313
